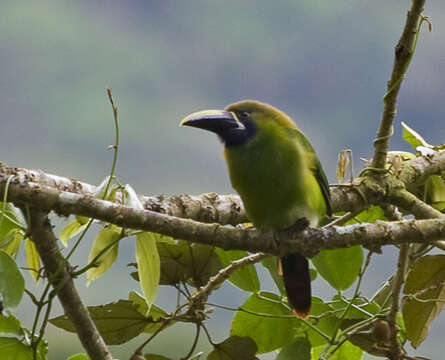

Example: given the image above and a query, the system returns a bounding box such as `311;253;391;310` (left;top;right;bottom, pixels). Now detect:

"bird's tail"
280;253;311;319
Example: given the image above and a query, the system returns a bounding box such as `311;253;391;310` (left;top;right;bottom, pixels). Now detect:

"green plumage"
224;101;329;230
181;99;331;318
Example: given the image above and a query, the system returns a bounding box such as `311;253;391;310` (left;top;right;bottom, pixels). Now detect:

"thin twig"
372;0;427;169
388;243;410;360
189;252;266;304
181;323;201;360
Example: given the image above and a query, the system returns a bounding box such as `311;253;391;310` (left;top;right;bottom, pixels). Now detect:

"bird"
180;100;331;318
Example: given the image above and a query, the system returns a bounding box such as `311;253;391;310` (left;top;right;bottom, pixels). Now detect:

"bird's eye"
239;111;250;119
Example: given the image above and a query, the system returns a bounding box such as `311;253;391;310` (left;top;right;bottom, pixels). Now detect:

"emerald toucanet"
181;100;331;318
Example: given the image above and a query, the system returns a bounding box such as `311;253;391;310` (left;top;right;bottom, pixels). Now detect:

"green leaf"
0;229;24;258
128;291;172;333
425;175;445;211
129;291;174;333
0;203;25;246
136;233;160;313
304;297;339;347
0;313;22;335
329;295;380;320
86;225;122;285
25;238;40;282
128;291;176;333
157;240;222;287
230;292;298;353
66;354;90;360
276;337;310;360
59;220;88;247
208;336;257;360
346;206;386;224
403;255;445;348
401;122;432;150
312;246;363;291
50;300;148;345
311;341;362;360
215;249;259;292
0;337;47;360
260;255;286;295
0;251;25;308
340;319;388;357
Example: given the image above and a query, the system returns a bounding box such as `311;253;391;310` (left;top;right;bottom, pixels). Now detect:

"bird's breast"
224;137;324;230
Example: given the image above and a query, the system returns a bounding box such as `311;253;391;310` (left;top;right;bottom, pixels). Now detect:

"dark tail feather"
281;253;311;318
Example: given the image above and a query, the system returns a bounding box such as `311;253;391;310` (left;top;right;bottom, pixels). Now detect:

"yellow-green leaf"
215;249;259;292
0;251;25;308
67;354;90;360
0;202;25;246
86;225;121;285
311;341;362;360
0;337;47;360
136;232;160;313
401;122;432;150
25;238;40;282
0;229;24;258
403;255;445;348
0;313;22;335
312;246;363;291
231;292;298;353
60;220;88;247
208;336;257;360
425;175;445;211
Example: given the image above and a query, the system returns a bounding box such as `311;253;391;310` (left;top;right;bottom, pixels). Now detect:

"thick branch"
0;165;246;225
399;150;445;191
3;148;445;228
0;164;381;221
27;209;112;360
6;179;445;256
372;0;426;169
388;188;445;219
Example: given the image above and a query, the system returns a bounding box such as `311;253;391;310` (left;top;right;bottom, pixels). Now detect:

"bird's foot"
274;218;309;254
285;217;310;233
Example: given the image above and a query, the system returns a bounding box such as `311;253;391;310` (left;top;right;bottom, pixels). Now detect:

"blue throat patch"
218;117;257;147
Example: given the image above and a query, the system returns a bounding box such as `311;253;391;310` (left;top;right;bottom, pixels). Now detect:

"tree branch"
26;209;112;360
388;188;445;219
372;0;426;169
3;146;445;228
190;252;267;304
4;176;445;257
400;150;445;191
387;244;409;360
0;164;247;225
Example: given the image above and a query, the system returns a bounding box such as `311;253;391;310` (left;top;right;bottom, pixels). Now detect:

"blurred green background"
2;1;445;359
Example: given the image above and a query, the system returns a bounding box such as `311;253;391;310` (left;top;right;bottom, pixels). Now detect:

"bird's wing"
288;128;332;216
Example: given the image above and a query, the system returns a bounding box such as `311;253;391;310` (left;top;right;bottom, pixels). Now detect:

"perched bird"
181;100;331;318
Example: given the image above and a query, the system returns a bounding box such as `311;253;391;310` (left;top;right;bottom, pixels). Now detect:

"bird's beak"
180;110;242;134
